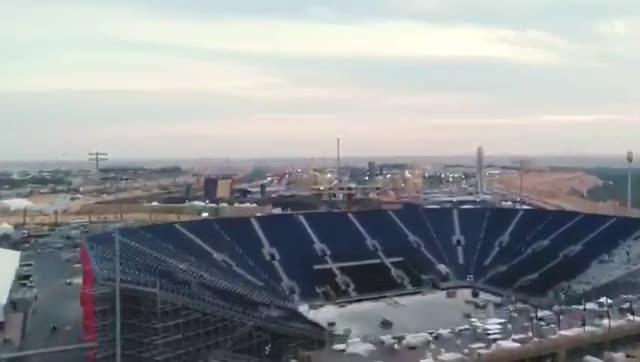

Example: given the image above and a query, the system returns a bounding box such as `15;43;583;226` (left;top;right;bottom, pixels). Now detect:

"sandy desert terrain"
493;171;637;216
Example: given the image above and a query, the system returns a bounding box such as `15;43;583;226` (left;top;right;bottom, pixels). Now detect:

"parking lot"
5;225;87;361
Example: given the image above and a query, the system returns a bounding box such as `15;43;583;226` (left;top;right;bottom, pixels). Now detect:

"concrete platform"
0;312;24;352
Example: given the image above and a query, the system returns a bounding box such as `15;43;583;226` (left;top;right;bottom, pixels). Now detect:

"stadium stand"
457;207;488;278
353;210;436;287
423;208;459;277
390;205;449;268
303;211;378;263
472;208;519;278
255;214;325;300
214;217;284;288
488;209;549;275
521;217;640;295
84;205;640;361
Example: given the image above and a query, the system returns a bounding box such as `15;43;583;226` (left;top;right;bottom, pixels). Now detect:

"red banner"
80;244;97;362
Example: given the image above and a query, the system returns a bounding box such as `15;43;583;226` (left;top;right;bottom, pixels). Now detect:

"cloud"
596;19;630;36
1;52;286;93
2;1;640;159
537;114;638;123
105;18;574;65
592;17;640;61
83;112;640;158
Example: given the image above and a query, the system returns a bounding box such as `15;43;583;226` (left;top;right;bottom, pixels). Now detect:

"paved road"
17;245;85;362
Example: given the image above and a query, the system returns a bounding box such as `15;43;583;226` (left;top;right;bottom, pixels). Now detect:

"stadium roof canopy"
0;247;20;322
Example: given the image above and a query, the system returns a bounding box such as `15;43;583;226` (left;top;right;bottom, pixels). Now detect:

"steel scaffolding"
89;282;325;362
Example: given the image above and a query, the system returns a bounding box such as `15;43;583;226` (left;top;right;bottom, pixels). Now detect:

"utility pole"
627;150;634;212
88;151;108;172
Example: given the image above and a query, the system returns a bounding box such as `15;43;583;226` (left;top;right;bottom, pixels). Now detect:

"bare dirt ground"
0;211;197;225
0;201;267;225
493;171;637;216
1;193;190;225
26;189;171;213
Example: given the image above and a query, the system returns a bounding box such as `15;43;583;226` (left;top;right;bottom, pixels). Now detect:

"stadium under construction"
80;204;640;362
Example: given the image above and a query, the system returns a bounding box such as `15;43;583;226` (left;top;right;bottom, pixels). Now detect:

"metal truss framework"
90;284;325;362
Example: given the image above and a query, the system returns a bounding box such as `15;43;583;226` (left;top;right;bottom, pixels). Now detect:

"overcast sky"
2;0;640;160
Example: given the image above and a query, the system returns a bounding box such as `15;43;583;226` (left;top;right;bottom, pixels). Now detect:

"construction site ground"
3;170;637;225
493;171;639;217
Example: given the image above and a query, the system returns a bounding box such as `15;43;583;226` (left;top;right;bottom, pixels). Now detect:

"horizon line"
0;152;636;163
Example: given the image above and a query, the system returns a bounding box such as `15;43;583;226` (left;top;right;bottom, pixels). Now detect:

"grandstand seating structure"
83;206;640;361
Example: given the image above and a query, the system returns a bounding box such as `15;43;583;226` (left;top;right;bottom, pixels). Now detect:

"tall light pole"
517;159;530;201
336;137;341;184
627;150;634;212
114;230;122;362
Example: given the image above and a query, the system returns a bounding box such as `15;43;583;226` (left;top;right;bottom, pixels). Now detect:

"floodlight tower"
89;151;108;172
627;150;634;212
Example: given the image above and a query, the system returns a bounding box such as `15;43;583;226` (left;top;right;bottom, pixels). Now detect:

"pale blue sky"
1;0;639;160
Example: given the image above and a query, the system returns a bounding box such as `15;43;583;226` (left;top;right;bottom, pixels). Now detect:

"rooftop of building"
0;247;20;322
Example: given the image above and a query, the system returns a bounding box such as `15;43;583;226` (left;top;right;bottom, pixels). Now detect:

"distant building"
379;163;409;174
184;184;192;200
204;176;233;202
367;161;377;179
98;166;145;174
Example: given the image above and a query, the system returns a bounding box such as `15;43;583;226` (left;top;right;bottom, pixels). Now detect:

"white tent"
0;198;32;211
0;223;14;235
597;297;613;305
